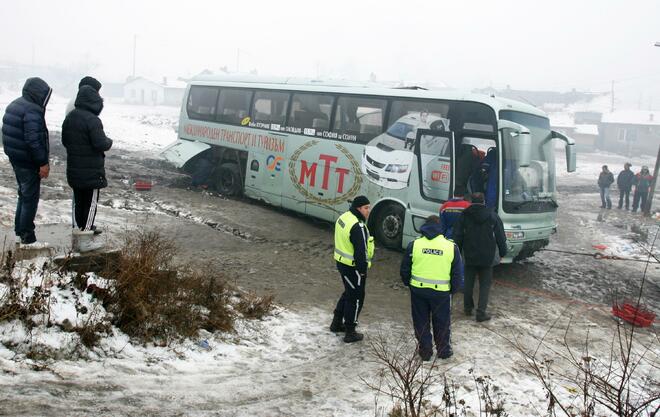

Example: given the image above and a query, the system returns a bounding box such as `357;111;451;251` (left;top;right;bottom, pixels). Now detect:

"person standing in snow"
597;165;614;209
453;192;507;322
61;85;113;245
616;162;635;210
330;196;374;343
1;77;52;246
65;76;102;116
400;215;463;361
632;166;653;213
439;192;470;240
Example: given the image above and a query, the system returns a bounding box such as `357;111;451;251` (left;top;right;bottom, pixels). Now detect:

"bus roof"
190;74;547;118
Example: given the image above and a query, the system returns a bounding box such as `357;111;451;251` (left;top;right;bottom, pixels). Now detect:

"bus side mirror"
516;131;532;168
551;130;577;172
498;120;531;168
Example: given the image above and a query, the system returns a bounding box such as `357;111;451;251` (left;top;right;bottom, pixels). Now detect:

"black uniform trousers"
464;265;493;315
334;262;366;327
410;286;451;357
72;188;99;230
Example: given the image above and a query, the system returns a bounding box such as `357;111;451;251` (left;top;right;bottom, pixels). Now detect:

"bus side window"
217;89;253;125
288;93;334;131
187;86;219;121
252;91;290;126
333;96;386;143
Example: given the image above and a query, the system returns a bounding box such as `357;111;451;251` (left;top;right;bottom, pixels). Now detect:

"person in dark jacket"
330;196;374;343
617;162;635;210
400;216;463;360
597;165;614;209
632;166;653;213
453;192;507;322
65;76;102;116
61;85;113;232
2;77;52;245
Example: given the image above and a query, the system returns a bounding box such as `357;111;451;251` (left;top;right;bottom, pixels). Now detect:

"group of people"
331;192;506;362
2;76;112;250
598;163;653;213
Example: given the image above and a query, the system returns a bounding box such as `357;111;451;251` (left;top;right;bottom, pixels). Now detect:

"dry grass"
235;292;275;319
102;229;236;343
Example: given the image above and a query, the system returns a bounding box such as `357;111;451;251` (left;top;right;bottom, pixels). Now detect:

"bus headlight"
385;164;409;173
505;231;525;240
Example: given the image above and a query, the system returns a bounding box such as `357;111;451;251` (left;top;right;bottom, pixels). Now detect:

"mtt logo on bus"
289;140;363;205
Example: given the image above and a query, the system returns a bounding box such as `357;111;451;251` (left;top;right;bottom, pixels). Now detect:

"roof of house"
601;110;660;126
125;76;187;90
549;112;575;128
574;124;599;136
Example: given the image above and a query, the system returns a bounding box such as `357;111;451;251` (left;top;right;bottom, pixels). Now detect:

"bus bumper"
501;226;555;263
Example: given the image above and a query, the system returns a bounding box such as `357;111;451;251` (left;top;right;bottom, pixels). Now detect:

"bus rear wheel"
214;162;243;196
373;203;405;249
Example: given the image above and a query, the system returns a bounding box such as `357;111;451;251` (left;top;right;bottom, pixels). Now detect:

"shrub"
103;229;235;343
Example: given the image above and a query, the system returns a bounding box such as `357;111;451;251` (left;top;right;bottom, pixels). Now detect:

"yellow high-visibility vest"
334;211;374;268
410;235;454;291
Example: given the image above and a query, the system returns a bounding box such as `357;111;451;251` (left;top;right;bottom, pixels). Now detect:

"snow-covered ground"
1;256;656;416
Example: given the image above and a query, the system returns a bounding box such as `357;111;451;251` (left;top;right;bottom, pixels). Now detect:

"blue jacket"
400;222;464;294
2;77;52;170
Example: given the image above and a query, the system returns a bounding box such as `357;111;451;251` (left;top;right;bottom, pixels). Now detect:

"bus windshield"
499;110;557;213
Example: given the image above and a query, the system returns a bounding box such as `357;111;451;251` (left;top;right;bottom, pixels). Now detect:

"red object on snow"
592;244;608;251
134;180;152;191
612;302;656;327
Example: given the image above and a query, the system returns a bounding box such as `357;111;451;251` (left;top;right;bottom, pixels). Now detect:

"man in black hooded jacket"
2;77;52;245
61;85;113;232
453;192;507;322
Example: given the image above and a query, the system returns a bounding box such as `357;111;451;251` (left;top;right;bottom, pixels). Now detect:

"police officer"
400;215;463;360
330;195;374;343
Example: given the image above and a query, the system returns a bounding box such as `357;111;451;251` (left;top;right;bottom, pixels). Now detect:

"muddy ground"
2;134;658;324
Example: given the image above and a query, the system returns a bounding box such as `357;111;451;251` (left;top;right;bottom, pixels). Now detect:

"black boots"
329;314;345;333
343;326;364;343
476;312;491;322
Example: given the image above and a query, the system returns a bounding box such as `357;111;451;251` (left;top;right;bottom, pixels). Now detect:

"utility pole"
132;34;137;78
644;145;660;216
644;41;660;216
610;80;615;112
236;48;240;73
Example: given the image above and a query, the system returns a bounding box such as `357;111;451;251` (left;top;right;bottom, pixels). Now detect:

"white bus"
162;75;576;262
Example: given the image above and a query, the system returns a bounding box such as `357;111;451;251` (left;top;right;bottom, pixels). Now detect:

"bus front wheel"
215;163;243;196
373;203;405;249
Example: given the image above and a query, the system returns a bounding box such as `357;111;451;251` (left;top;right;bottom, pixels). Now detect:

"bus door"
406;129;455;233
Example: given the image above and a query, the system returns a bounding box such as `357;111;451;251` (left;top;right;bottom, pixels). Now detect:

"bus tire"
373;203;405;249
215;162;243;196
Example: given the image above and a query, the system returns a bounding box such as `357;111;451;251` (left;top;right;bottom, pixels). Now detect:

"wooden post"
643;143;660;216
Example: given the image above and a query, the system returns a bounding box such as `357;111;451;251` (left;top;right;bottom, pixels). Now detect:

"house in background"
123;76;187;106
549;113;600;152
599;111;660;156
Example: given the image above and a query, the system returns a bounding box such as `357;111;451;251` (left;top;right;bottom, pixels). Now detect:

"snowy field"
0;88;178;155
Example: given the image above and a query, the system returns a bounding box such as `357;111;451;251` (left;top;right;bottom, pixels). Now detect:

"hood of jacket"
75;85;104;115
463;203;492;224
419;222;443;240
22;77;52;108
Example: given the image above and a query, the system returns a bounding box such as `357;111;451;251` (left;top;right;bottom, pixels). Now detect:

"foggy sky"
2;0;660;107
